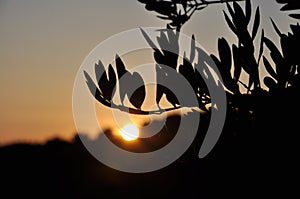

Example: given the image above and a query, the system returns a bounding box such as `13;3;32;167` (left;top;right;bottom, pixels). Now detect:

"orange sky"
0;0;295;145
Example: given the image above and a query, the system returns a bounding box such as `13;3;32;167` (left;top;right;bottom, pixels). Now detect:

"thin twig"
98;99;182;115
238;80;251;91
182;0;245;27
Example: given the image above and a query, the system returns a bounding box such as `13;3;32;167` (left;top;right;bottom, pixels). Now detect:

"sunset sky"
0;0;295;145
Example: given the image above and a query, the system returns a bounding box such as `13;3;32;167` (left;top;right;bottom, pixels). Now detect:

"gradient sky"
0;0;296;145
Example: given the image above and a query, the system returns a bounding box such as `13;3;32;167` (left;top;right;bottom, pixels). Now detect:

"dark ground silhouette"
1;94;299;198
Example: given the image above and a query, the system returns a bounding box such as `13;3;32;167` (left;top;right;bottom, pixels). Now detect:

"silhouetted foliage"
211;38;240;95
83;0;300;146
138;0;245;29
83;0;300;145
277;0;300;19
85;55;151;114
221;0;263;92
115;54;146;110
263;20;300;91
155;64;180;108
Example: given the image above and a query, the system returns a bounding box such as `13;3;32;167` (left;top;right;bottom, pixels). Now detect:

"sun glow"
120;124;139;141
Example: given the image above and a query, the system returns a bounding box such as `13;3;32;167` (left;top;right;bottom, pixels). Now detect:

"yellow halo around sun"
120;124;139;141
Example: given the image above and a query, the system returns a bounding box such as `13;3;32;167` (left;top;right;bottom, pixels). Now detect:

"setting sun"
120;124;139;141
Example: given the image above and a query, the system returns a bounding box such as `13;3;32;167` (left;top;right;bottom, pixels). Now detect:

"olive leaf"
95;61;117;101
83;71;111;107
252;7;260;40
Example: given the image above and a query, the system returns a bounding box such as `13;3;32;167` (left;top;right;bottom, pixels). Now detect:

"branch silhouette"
84;0;300;118
84;55;183;115
276;0;300;19
221;0;263;93
84;26;216;114
138;0;245;29
263;19;300;91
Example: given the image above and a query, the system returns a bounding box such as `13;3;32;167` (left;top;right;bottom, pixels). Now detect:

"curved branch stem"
238;80;253;94
97;96;182;115
92;92;210;115
194;0;245;6
111;103;182;115
182;0;245;28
